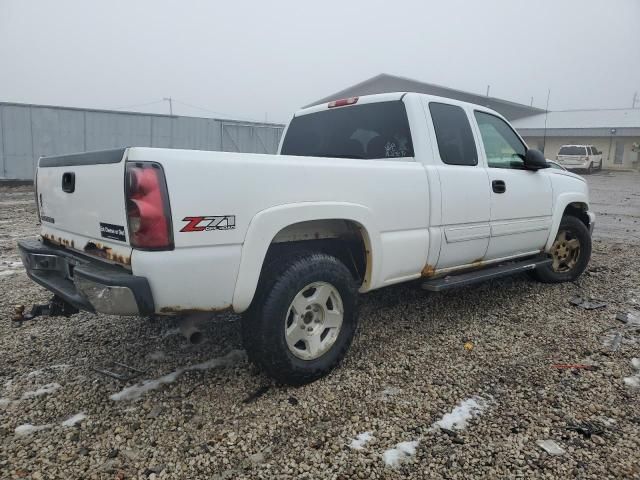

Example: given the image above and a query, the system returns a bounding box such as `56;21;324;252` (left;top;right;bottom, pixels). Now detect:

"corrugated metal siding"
0;103;285;180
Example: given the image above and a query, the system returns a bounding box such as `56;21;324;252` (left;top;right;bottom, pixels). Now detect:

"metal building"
0;102;285;180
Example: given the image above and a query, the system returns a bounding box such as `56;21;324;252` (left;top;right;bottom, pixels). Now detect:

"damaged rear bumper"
17;238;154;316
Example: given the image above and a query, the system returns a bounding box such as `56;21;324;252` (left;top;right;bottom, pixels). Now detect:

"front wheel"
242;252;359;385
530;215;592;283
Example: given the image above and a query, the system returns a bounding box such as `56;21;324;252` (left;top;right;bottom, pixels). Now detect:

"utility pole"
530;96;534;106
633;91;638;109
163;97;173;116
486;85;490;97
542;88;551;153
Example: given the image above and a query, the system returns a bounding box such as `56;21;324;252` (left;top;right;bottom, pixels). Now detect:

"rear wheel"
242;251;358;385
530;215;591;283
586;162;593;174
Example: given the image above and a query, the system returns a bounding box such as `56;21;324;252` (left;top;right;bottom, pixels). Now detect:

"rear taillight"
328;96;359;108
125;162;173;250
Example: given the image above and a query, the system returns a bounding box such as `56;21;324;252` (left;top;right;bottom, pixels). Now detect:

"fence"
0;102;285;180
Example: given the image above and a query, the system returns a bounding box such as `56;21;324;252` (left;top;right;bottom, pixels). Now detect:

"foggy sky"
2;0;639;123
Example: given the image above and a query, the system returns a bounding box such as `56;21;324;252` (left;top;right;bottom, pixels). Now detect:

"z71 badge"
180;216;236;232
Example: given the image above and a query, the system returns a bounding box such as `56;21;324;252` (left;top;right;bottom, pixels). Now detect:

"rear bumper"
559;160;591;170
18;238;154;316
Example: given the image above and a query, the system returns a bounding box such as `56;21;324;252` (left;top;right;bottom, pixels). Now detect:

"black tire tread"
242;251;358;385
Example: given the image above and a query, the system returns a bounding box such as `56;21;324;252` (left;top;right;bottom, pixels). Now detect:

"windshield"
281;101;414;160
559;146;587;156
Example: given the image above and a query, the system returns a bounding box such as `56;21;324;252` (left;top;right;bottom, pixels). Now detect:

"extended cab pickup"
19;92;595;384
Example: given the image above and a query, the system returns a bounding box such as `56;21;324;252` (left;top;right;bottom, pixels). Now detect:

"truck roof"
295;91;502;118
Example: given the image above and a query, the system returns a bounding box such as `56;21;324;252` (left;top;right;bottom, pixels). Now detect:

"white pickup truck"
18;92;595;385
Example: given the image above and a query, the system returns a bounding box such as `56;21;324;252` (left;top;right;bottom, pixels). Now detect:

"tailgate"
36;149;133;266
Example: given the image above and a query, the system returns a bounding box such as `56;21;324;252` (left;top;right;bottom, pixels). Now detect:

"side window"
429;103;478;166
587;146;594;155
474;111;527;169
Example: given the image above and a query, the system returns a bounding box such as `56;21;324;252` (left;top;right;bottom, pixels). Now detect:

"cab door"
472;111;552;260
425;101;491;269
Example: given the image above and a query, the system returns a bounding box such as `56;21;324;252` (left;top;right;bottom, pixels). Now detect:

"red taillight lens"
328;96;359;108
125;162;173;250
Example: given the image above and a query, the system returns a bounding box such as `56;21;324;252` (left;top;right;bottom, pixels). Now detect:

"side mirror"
524;149;549;170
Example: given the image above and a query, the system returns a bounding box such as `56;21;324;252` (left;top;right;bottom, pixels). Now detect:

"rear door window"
559;146;586;156
429;103;478;166
280;101;414;160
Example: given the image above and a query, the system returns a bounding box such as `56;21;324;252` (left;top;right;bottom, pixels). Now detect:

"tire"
530;215;592;283
586;162;593;174
598;160;603;171
242;251;359;385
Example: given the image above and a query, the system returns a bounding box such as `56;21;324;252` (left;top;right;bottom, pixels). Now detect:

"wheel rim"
285;282;344;361
550;229;581;272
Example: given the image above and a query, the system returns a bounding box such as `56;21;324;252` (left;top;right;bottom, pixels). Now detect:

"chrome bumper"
18;238;154;316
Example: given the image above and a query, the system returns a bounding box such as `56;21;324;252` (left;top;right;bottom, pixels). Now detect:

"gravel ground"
1;172;639;479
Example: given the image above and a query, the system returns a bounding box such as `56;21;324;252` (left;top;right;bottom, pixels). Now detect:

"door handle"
62;172;75;193
492;180;506;194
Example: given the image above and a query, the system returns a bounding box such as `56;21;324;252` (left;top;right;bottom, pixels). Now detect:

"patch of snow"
110;349;245;401
624;358;640;388
382;440;419;467
432;396;488;431
61;413;86;427
162;328;181;338
27;364;70;378
15;423;52;436
380;386;402;399
536;439;565;455
0;260;24;277
148;351;166;361
21;383;61;399
349;431;373;450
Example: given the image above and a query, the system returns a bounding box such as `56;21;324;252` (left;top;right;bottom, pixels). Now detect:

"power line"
171;99;277;124
111;99;165;111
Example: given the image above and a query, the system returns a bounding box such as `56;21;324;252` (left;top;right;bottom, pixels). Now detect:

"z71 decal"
180;216;236;232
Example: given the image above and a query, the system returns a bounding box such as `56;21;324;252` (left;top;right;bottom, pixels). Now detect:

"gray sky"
2;0;639;123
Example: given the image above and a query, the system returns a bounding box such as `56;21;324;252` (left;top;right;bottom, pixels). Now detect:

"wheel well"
264;220;370;287
563;202;590;227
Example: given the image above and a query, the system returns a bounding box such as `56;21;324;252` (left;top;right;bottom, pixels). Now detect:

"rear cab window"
559;146;587;156
280;101;414;160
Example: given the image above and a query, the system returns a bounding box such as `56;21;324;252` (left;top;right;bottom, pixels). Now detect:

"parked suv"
556;145;603;173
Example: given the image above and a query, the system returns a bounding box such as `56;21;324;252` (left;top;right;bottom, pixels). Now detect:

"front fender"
231;202;380;312
545;192;591;251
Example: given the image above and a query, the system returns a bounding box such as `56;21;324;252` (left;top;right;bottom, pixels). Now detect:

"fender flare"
232;202;381;312
545;192;590;251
